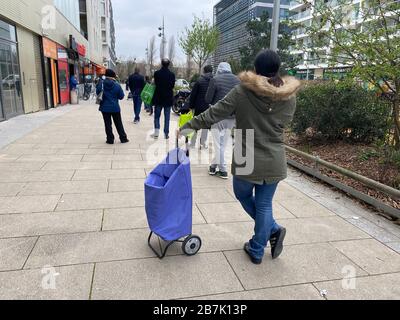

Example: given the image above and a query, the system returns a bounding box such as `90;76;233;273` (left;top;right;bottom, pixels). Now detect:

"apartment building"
80;0;116;70
289;0;366;80
213;0;291;67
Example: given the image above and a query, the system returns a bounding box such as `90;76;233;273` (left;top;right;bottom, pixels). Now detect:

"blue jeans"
233;176;280;260
133;95;142;121
154;106;172;136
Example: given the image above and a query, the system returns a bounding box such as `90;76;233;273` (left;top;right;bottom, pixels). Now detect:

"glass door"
0;40;23;119
11;44;23;115
44;58;54;109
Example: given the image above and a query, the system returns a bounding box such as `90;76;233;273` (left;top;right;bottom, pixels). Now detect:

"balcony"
289;0;310;11
293;27;308;37
289;46;304;54
306;59;327;66
292;9;312;21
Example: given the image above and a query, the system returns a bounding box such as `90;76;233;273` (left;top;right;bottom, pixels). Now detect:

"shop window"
59;70;68;90
0;20;16;42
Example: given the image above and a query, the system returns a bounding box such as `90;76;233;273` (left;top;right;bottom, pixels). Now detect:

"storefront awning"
93;63;106;76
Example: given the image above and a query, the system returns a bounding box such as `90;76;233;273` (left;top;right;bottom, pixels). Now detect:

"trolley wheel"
182;235;202;256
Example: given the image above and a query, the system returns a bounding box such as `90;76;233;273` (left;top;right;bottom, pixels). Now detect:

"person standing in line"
189;65;213;149
179;50;301;265
205;62;240;179
70;73;79;104
128;68;146;124
151;58;176;139
97;69;129;145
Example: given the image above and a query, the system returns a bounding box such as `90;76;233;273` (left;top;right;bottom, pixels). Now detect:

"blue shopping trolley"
144;138;202;259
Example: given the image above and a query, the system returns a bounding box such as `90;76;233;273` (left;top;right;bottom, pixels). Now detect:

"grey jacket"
182;72;302;184
205;73;241;106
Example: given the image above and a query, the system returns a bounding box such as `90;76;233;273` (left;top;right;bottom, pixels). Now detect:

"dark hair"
254;50;284;88
105;69;117;78
162;59;171;68
203;65;213;74
268;75;284;88
134;67;140;74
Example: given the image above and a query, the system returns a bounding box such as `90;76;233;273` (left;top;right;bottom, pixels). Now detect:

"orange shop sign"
43;38;58;60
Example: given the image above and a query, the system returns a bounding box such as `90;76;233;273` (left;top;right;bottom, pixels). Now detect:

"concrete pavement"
0;99;399;300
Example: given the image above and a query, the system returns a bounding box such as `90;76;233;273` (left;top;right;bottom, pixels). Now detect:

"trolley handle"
176;137;190;157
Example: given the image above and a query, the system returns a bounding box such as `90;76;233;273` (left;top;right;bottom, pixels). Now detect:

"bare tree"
186;54;193;80
148;36;157;76
115;56;137;81
168;36;176;64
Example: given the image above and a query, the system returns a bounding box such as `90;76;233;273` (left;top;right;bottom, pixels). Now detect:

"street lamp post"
270;0;281;52
158;17;167;60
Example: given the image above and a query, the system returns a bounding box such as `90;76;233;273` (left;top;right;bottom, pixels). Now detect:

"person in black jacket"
151;59;176;139
189;65;213;149
128;68;146;124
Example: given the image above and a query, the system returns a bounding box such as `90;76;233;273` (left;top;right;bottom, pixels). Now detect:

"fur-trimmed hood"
239;71;302;101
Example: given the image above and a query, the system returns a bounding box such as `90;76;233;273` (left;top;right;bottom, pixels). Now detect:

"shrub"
292;81;391;143
390;150;400;168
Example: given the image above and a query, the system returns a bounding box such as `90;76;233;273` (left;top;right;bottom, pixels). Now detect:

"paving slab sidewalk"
0;100;399;300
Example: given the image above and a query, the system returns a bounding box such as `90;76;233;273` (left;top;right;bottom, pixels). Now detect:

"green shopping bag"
179;110;193;128
141;83;156;106
179;110;194;139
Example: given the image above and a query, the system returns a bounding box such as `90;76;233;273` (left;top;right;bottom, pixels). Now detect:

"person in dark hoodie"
97;69;129;145
189;65;213;149
128;68;146;124
179;50;302;265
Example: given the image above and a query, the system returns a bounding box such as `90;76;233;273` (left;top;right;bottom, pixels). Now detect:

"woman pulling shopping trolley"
178;50;302;265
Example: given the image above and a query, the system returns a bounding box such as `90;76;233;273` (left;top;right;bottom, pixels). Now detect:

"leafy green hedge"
292;81;391;143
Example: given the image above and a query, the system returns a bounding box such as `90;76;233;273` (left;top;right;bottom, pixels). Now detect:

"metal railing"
289;0;304;9
293;28;308;36
292;9;312;21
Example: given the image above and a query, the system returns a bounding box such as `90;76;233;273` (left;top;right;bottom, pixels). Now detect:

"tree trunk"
394;80;400;150
393;99;400;149
198;59;203;75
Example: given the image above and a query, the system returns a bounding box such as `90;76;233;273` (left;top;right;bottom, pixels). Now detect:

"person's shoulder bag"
96;81;104;105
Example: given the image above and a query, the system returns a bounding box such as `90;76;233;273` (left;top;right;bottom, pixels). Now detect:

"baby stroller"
145;137;202;259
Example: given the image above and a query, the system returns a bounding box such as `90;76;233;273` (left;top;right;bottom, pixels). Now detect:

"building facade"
213;0;291;67
0;0;113;121
289;0;365;80
79;0;116;70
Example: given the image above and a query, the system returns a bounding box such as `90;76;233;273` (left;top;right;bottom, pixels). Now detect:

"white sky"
113;0;220;63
